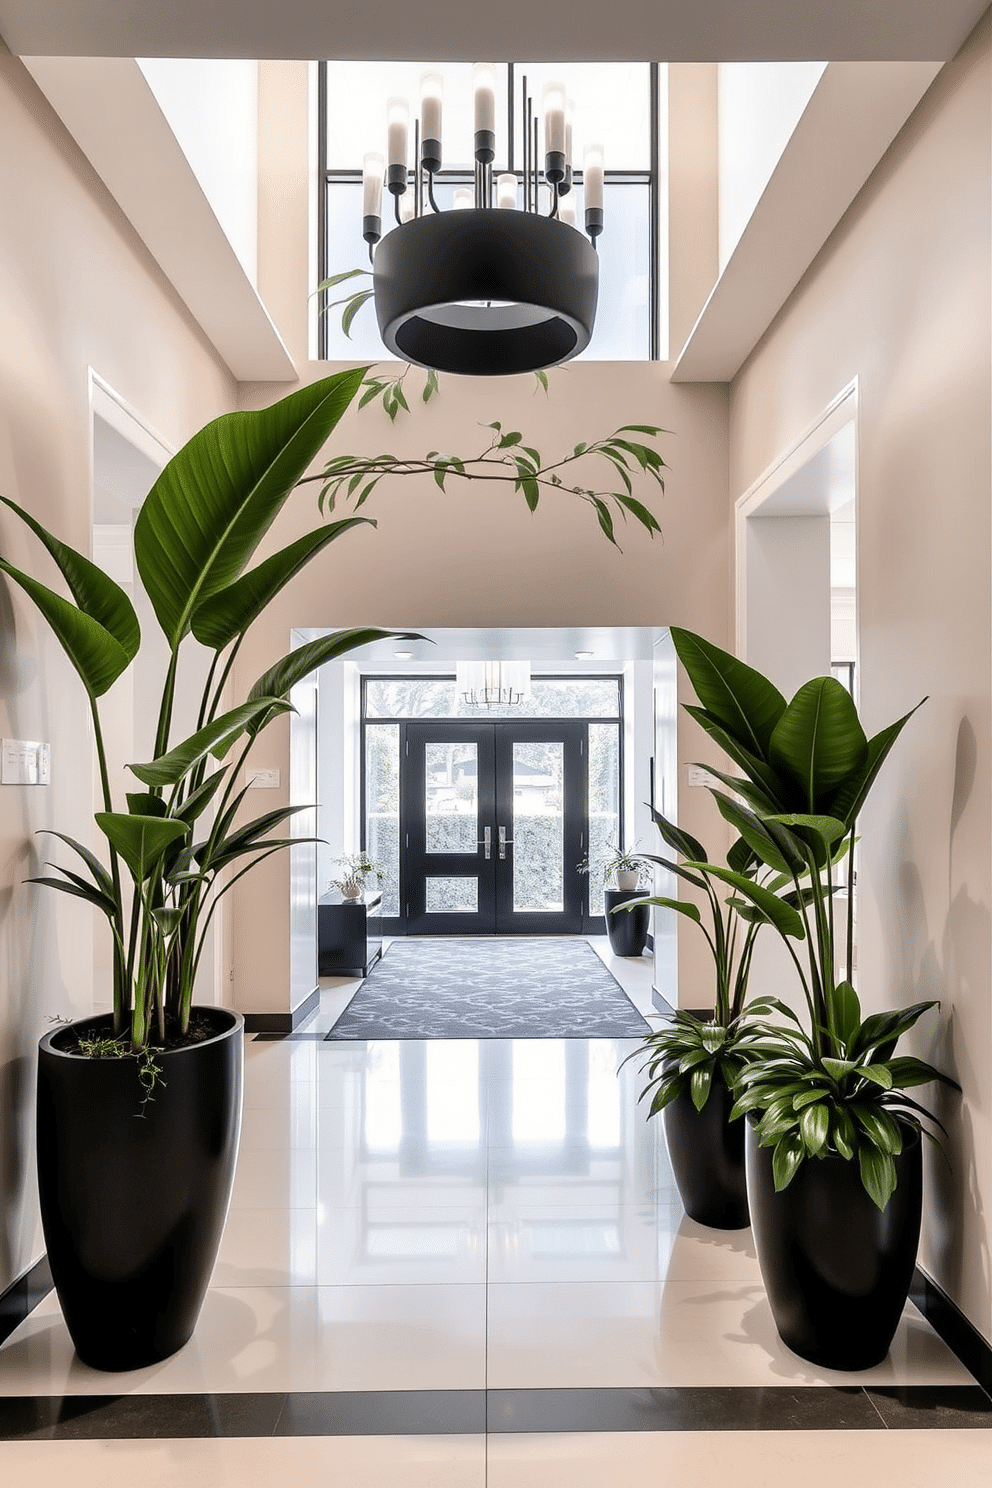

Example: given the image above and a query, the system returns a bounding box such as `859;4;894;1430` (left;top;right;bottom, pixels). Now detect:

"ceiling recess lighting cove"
362;68;603;376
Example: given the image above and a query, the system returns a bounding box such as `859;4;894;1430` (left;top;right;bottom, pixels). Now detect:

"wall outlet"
246;767;280;789
1;738;50;785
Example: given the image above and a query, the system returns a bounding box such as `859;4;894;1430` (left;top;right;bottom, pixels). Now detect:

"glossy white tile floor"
0;938;985;1485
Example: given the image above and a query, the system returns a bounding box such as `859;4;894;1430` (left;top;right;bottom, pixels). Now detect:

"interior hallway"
0;940;988;1484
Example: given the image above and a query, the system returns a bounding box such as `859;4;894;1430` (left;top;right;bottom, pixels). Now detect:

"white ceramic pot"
616;869;640;892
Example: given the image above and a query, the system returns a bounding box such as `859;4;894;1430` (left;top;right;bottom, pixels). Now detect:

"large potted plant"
1;370;666;1371
667;628;959;1369
621;805;801;1228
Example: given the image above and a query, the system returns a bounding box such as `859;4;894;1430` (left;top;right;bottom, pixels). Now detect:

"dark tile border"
0;1255;53;1350
912;1266;992;1398
2;1385;990;1441
244;984;320;1035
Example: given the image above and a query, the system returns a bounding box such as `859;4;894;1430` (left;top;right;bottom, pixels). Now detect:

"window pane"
325;62;509;172
425;742;479;854
426;877;479;913
365;677;620;720
365;724;400;917
516;63;652;169
573;181;651;361
512;742;564;913
587;723;620;911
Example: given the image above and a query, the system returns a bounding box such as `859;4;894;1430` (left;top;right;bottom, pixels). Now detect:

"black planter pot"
745;1118;922;1370
605;888;649;957
664;1067;749;1228
36;1007;244;1372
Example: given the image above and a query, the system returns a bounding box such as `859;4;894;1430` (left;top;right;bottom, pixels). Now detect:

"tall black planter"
37;1007;243;1372
745;1119;922;1370
664;1067;749;1228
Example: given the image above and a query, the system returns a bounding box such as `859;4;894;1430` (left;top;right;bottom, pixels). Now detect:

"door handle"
498;825;513;859
478;825;491;859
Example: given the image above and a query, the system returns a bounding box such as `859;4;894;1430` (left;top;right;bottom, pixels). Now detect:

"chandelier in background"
361;67;604;376
456;660;532;708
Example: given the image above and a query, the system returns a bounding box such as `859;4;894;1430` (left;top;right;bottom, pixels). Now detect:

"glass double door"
403;721;585;935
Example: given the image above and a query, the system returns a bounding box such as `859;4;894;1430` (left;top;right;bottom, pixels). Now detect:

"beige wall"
729;17;992;1343
230;363;731;1015
0;50;235;1294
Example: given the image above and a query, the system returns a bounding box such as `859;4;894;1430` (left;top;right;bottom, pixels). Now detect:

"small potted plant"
331;851;385;900
578;838;651;953
620;805;801;1227
667;627;960;1369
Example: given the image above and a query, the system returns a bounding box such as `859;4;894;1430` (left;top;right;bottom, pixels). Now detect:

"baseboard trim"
912;1266;992;1397
0;1255;53;1349
244;985;320;1035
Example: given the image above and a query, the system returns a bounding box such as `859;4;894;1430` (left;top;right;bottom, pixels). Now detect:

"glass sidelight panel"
511;741;564;913
365;724;400;916
425;742;478;854
587;723;621;903
426;877;479;913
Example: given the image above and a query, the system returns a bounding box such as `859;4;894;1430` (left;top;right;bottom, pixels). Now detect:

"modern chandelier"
361;67;604;377
456;661;532;708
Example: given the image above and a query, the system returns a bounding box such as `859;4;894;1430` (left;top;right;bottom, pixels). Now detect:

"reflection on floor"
0;938;988;1486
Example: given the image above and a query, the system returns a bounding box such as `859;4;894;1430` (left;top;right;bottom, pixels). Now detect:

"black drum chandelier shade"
361;67;605;376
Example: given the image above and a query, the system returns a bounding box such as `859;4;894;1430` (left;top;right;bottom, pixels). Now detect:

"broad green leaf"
711;792;799;876
771;1131;805;1191
126;792;168;818
766;813;848;850
858;1145;897;1210
847;1000;939;1061
831;1105;856;1160
851;1103;903;1154
769;677;868;813
647;1074;683;1117
799;1101;829;1154
825;704;924;829
885;1055;960;1090
640;852;708;893
627;896;701;925
684;861;806;939
683;707;789;810
134;369;367;648
95;812;189;883
176;767;229;825
191;518;373;650
690;1063;713;1112
0;495;139;662
151;907;184;936
828;979;862;1048
700;1025;727;1054
246;628;421;734
648;804;706;864
129;698;289;787
821;1056;856;1083
671;629;787;761
856;1063;894;1090
693;762;781;817
0;558;130;698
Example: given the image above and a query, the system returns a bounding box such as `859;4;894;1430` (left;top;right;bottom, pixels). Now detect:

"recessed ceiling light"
394;650;414;659
574;650;594;659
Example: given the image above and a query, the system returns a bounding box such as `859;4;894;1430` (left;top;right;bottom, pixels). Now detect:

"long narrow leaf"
246;628;422;734
671;629;787;761
0;559;130;698
129;697;290;787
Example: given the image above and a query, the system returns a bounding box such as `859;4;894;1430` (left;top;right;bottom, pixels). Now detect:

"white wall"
137;57;259;285
717;61;826;271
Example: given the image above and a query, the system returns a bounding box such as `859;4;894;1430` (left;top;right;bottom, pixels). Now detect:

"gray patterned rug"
324;938;651;1040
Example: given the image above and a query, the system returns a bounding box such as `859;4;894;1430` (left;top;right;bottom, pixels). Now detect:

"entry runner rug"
324;937;652;1040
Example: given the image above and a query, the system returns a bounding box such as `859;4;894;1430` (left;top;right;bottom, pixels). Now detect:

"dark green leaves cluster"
669;627;956;1208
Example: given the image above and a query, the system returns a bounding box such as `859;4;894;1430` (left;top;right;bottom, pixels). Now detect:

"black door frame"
402;720;586;935
360;674;624;937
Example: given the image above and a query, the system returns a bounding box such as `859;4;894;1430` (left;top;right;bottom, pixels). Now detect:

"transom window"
317;62;665;362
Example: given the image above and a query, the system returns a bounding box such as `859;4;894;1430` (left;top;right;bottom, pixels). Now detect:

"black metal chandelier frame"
317;62;662;366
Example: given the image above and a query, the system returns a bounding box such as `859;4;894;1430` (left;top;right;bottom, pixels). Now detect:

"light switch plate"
687;764;720;789
1;738;50;785
246;768;280;789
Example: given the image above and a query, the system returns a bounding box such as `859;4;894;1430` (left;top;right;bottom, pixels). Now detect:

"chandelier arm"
427;176;440;214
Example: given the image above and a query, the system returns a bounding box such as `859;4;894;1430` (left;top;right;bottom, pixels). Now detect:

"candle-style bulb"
543;81;566;183
453;187;475;211
473;63;497;163
420;71;443;174
583;142;605;238
362;151;384;241
386;97;409;197
497;173;518;210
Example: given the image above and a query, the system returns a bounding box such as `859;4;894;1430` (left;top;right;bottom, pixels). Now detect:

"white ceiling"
0;0;985;61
